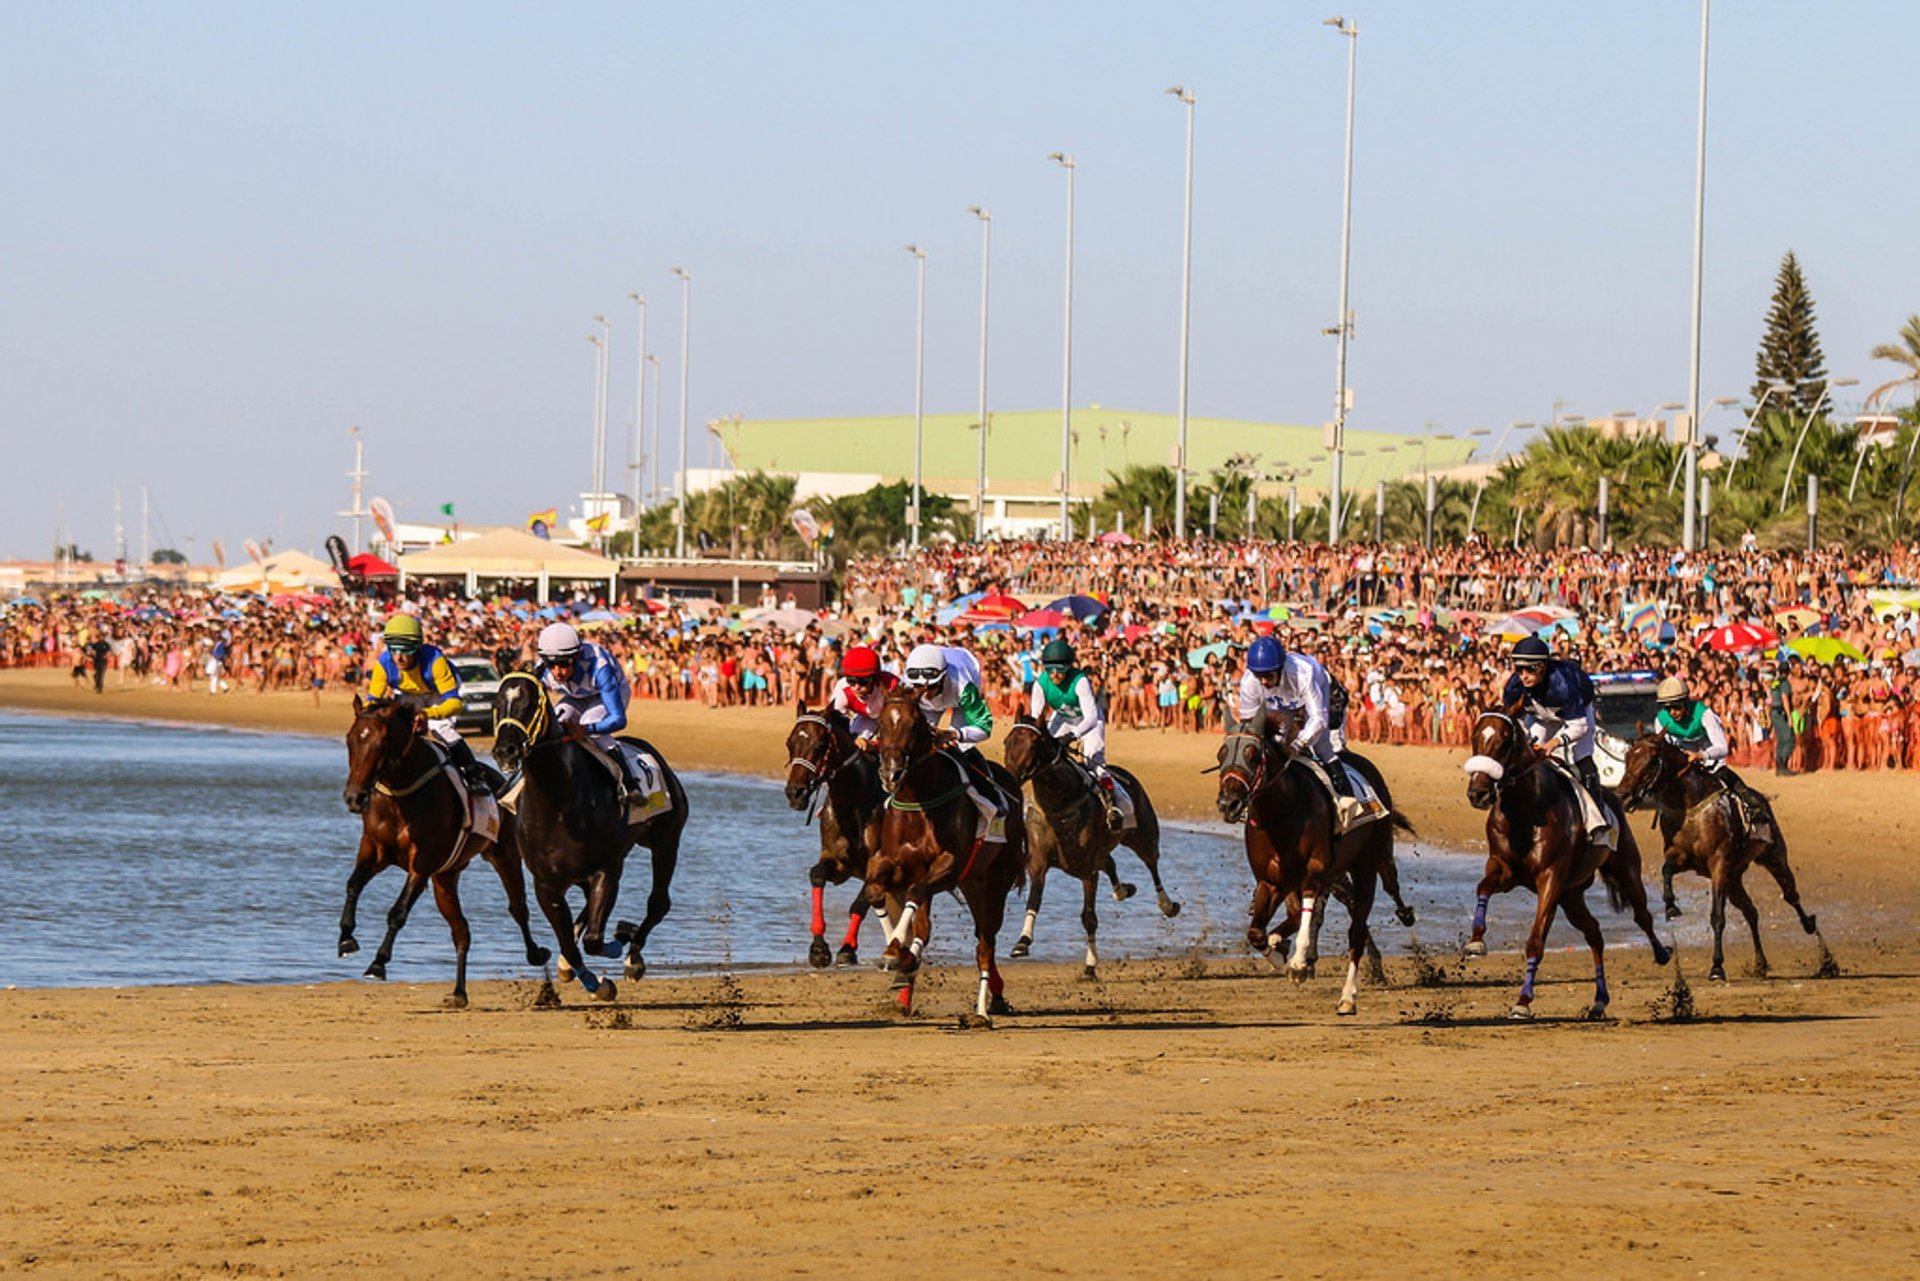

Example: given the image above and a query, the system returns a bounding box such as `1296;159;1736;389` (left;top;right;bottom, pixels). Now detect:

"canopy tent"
212;549;339;594
346;551;398;580
396;529;618;602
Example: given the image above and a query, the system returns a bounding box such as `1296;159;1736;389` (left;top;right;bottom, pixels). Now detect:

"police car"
1589;669;1662;788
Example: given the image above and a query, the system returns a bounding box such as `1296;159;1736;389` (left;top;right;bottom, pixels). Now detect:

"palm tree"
1867;315;1920;412
1093;466;1181;538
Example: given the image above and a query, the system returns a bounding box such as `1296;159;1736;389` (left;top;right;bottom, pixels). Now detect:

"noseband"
493;672;551;749
1464;711;1527;793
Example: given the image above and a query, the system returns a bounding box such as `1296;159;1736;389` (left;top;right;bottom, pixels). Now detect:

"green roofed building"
712;407;1479;536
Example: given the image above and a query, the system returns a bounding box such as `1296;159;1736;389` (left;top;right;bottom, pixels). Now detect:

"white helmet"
538;622;582;663
904;643;947;688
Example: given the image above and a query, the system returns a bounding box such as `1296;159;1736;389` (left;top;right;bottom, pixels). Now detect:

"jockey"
366;613;492;794
828;643;898;743
1029;636;1123;826
535;621;637;799
1501;635;1602;796
1656;674;1769;833
902;641;1007;824
1235;633;1353;799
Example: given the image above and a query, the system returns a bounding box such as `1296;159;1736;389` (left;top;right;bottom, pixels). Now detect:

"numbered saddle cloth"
432;749;500;856
1298;757;1388;836
613;741;673;823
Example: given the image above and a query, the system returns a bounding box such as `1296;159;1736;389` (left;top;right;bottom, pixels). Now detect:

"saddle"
415;741;501;860
1296;757;1386;836
923;748;1008;844
1061;756;1136;830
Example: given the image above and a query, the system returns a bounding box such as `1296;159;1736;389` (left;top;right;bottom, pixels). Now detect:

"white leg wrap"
896;901;918;947
1290;898;1317;969
1084;938;1098;970
1342;958;1361;1005
977;970;991;1017
1022;908;1038;939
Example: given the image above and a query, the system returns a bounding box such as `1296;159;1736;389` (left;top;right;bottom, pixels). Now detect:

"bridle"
491;672;552;763
348;700;442;802
1217;729;1276;803
1002;719;1063;783
1466;710;1529;796
787;711;859;813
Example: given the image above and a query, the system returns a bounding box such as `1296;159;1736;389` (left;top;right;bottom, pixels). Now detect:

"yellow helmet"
382;613;425;654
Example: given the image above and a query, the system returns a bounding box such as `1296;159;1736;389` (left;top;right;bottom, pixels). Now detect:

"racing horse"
784;702;882;968
490;671;688;1002
1463;710;1671;1019
1001;709;1180;978
1215;703;1411;1016
339;696;549;1008
867;688;1025;1021
1619;734;1821;981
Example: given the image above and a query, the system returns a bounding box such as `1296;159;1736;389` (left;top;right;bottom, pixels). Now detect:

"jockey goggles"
904;664;944;687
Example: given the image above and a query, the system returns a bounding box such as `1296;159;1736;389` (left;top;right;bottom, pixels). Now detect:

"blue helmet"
1247;635;1284;674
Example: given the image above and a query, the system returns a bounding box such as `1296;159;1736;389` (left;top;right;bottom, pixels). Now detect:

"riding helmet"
904;643;947;688
382;613;424;655
1656;675;1690;706
1041;637;1076;669
537;621;582;663
1511;635;1552;668
1246;634;1284;674
839;644;882;679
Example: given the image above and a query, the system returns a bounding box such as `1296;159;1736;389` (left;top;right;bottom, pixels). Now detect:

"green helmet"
382;613;424;655
1041;637;1076;669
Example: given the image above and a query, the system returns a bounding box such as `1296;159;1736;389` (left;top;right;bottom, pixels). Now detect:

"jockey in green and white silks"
1029;636;1122;823
1654;675;1730;772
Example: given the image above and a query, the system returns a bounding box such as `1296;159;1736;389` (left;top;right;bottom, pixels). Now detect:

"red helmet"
839;645;881;679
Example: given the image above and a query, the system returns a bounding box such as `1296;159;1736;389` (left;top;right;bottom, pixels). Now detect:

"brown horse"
867;689;1025;1021
339;697;548;1008
1214;704;1408;1016
1462;711;1670;1019
784;702;882;968
1619;735;1821;981
1002;710;1179;978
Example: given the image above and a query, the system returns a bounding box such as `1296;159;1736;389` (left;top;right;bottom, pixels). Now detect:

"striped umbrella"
1701;622;1779;653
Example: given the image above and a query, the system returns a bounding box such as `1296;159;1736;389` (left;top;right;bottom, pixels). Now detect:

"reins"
493;672;552;746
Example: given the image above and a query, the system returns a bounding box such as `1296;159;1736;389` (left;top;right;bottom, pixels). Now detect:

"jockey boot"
1096;770;1124;829
1322;757;1356;799
446;737;492;796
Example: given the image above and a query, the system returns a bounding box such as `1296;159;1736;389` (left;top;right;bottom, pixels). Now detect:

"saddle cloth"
1543;758;1618;849
1297;757;1389;836
431;747;500;856
1068;759;1136;830
605;741;673;823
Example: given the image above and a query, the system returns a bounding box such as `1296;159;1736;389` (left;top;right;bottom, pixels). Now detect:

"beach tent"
212;550;339;594
396;528;618;602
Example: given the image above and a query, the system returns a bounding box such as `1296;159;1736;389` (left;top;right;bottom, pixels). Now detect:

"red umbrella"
1701;622;1779;653
969;592;1026;618
1014;608;1069;632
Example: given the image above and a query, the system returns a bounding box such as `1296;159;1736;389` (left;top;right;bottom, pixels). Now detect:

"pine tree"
1752;251;1828;418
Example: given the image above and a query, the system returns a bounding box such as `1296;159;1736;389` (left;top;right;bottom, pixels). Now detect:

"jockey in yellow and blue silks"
535;621;638;796
366;613;492;792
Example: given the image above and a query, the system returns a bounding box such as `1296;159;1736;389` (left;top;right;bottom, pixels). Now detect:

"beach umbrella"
1485;612;1550;640
745;606;819;632
1773;606;1821;630
1701;622;1779;653
1094;530;1134;544
970;592;1025;617
1787;636;1865;665
1014;608;1069;632
1186;641;1230;669
1044;594;1108;621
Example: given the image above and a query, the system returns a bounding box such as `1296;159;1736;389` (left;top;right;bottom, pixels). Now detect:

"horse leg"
1337;869;1378;1017
337;844;379;958
1286;860;1328;979
1379;852;1415;928
579;867;623;960
615;828;681;981
1707;863;1732;983
1012;862;1047;958
1099;851;1136;902
1464;868;1501;958
1753;841;1818;935
1559;889;1611;1020
1603;840;1672;966
1661;856;1684;921
1511;870;1563;1019
1123;823;1181;918
807;861;834;969
1727;877;1769;978
534;875;609;1000
481;846;550;968
837;883;869;967
364;870;431;982
1246;880;1278;954
1079;873;1100;981
431;871;472;1010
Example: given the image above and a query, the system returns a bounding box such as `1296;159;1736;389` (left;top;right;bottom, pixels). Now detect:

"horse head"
1619;734;1686;812
1463;710;1529;811
873;688;932;796
343;695;417;814
1002;707;1061;784
489;671;553;774
1215;704;1275;825
785;700;851;810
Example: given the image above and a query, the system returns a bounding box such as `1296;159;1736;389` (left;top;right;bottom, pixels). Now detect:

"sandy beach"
2;668;1917;1277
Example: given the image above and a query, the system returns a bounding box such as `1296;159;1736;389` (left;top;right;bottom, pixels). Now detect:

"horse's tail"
1389;809;1417;837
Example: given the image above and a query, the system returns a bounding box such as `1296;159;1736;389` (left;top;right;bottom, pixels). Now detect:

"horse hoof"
1664;904;1684;921
807;938;832;969
958;1012;994;1030
1080;966;1098;982
556;957;575;981
338;938;359;958
1653;941;1673;966
1336;998;1358;1017
594;979;618;1003
1508;1003;1535;1021
443;993;469;1010
1113;882;1137;902
1708;966;1727;983
835;945;859;968
526;945;552;966
1584;1003;1609;1022
1159;896;1182;919
1463;940;1487;959
1010;937;1032;959
623;957;645;982
363;961;386;981
987;994;1014;1016
1751;963;1770;980
1395;906;1417;928
1801;914;1818;936
1287;962;1313;983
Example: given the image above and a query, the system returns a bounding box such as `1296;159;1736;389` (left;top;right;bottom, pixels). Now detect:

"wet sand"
2;668;1916;1276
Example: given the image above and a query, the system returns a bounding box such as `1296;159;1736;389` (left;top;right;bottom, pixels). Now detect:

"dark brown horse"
867;689;1025;1021
1214;704;1409;1015
339;697;548;1008
1463;710;1670;1019
784;702;882;967
491;672;688;1003
1002;710;1179;978
1619;735;1821;981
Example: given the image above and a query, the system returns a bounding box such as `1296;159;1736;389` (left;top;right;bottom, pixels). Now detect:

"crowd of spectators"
7;535;1920;775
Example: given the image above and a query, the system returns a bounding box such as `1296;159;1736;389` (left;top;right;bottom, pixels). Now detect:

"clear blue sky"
3;1;1915;560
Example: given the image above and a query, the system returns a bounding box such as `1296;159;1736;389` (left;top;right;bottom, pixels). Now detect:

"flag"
527;508;557;529
440;502;456;517
585;512;611;533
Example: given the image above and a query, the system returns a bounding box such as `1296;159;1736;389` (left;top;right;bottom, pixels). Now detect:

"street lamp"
587;327;607;549
1048;151;1076;541
1468;421;1533;536
1167;85;1196;538
905;243;927;550
1779;377;1858;512
627;293;647;549
967;206;991;541
1682;0;1711;550
1725;381;1794;484
672;267;691;559
1324;15;1358;546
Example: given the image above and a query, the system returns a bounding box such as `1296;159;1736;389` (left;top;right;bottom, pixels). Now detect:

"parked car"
1590;669;1661;788
447;654;504;735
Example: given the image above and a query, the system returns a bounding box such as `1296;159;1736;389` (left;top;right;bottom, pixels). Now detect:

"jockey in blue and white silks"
1234;634;1351;797
536;621;636;793
1499;634;1601;795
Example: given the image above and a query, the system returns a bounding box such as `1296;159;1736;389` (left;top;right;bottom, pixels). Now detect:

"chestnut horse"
1002;710;1180;978
867;689;1025;1021
1215;704;1410;1016
784;702;881;967
490;672;688;1003
1463;711;1670;1019
340;697;548;1008
1619;735;1821;981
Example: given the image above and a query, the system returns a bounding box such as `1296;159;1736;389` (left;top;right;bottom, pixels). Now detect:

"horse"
1462;710;1671;1019
1619;734;1821;981
867;689;1025;1022
783;702;883;968
1214;704;1411;1016
339;696;549;1008
489;672;688;1002
1001;709;1180;978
